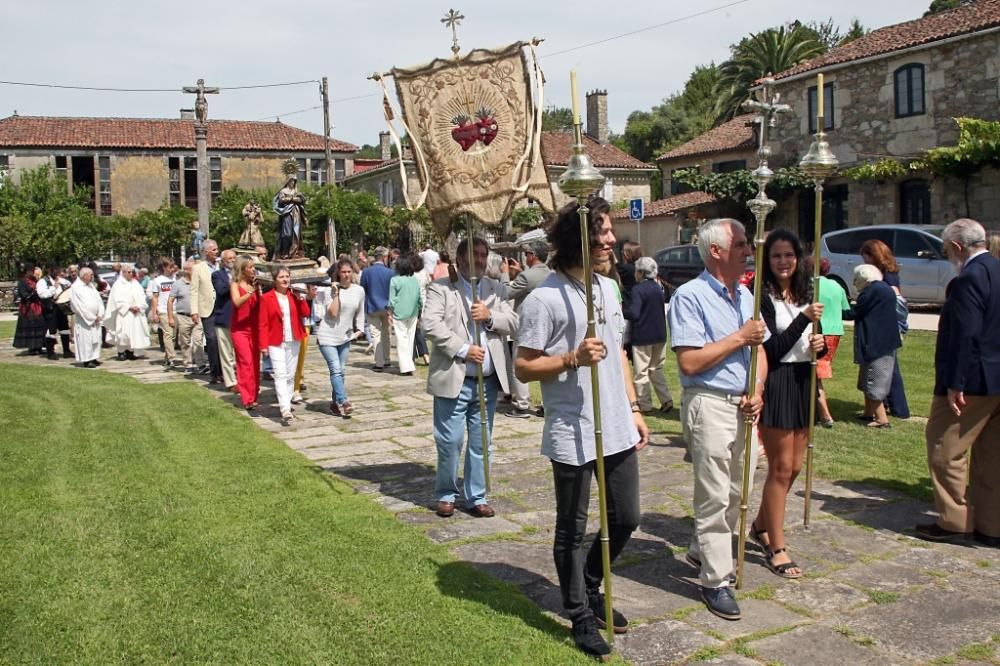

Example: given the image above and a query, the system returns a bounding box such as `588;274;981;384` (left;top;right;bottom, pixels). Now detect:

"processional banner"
381;41;554;235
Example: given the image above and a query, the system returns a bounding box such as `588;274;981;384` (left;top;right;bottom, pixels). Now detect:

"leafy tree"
542;106;575;132
839;18;869;45
617;65;720;163
511;206;543;231
714;25;825;123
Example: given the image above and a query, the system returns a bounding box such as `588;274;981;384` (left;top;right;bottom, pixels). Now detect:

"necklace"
563;272;606;325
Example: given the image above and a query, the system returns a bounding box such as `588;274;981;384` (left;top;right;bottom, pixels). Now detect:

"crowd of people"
10;211;1000;659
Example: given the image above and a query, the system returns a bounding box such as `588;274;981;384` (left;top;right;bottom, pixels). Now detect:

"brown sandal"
749;521;770;551
765;547;802;579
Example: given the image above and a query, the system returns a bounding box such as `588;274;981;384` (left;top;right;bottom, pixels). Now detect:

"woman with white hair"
846;263;901;428
623;255;673;413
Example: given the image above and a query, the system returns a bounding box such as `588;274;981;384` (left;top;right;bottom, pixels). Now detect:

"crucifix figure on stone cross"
742;76;791;168
183;78;219;125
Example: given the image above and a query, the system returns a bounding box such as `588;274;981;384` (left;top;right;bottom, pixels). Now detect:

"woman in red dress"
230;256;261;410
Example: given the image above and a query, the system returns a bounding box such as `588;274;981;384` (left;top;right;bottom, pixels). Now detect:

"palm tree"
713;25;825;123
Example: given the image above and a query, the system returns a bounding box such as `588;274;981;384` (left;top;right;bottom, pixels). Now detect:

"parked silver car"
820;225;952;303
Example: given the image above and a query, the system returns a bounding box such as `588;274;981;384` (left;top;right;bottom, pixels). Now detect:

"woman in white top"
314;259;366;417
753;229;825;580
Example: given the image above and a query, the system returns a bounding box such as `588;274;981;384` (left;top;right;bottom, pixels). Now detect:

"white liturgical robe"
105;278;150;352
70;279;105;362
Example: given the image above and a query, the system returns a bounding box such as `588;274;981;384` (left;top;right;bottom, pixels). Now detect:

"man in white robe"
105;265;150;360
70;267;105;367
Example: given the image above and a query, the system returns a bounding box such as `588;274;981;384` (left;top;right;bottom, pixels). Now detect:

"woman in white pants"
388;253;423;376
257;266;313;424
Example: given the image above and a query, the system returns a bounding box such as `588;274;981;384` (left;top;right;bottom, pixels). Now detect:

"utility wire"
543;0;752;59
0;79;319;92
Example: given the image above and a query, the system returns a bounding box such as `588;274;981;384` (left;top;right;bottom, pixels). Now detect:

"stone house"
0;113;357;216
610;191;730;254
342;91;656;235
655;113;759;199
766;0;1000;237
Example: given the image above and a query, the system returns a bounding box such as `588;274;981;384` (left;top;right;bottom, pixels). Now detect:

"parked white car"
820;225;952;304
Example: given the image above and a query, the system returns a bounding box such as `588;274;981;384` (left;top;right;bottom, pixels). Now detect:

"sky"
2;0;930;149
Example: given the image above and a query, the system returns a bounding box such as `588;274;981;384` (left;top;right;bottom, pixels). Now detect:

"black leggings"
551;446;640;621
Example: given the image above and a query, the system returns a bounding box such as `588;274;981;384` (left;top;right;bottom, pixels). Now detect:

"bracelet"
631;406;642;414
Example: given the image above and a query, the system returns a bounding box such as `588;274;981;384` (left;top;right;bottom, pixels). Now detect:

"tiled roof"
611;191;717;219
542;132;655;170
657;115;756;162
0;115;357;152
773;0;1000;80
352;158;392;174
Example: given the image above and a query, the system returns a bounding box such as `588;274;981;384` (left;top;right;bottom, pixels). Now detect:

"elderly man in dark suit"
917;219;1000;548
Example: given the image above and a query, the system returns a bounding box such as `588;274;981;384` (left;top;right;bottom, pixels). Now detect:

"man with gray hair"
624;256;673;413
667;218;767;621
360;246;395;371
917;218;1000;548
505;240;552;418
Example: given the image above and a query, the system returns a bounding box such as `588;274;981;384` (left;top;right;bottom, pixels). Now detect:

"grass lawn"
531;329;938;502
0;319;14;339
0;363;590;664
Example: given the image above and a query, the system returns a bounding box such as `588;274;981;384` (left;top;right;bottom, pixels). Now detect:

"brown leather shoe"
469;503;495;518
436;501;455;518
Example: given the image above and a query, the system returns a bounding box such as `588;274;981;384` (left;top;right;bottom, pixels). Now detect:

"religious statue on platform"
190;220;205;258
273;176;308;259
239;197;266;248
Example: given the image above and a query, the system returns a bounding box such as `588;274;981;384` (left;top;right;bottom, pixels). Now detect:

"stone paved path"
4;340;999;666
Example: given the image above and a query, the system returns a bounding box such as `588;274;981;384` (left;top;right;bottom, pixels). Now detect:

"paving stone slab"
772;578;871;615
684;599;809;639
750;623;911;666
829;559;935;593
426;516;525;543
615;619;721;666
842;585;1000;661
614;557;709;616
452;541;555;587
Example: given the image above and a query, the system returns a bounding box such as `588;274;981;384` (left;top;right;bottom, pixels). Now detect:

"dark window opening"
798;184;849;244
712;159;746;174
71;156;96;210
183;157;198;209
900;179;931;225
310;158;326;186
807;82;835;133
54;155;68;183
670;167;695;196
334;158;345;182
895;64;925;118
296;158;307;184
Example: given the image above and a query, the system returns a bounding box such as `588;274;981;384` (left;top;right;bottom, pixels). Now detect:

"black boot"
46;340;58;360
61;334;73;358
571;614;611;659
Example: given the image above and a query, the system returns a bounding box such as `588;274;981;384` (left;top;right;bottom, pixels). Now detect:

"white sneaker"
291;392;303;404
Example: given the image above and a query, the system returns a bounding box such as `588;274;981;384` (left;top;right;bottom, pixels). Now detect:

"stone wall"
6;155;50;183
547;168;652;210
769;31;1000;229
111;156;169;215
221;156;290;191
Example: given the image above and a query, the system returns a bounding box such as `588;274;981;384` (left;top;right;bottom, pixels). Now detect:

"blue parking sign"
629;198;643;221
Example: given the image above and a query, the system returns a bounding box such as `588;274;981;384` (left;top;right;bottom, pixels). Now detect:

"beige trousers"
217;326;237;388
157;315;176;362
926;394;1000;536
368;310;392;368
683;387;759;588
174;313;205;366
632;342;674;411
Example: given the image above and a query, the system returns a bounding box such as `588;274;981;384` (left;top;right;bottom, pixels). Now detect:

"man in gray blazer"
424;237;517;518
505;240;552;418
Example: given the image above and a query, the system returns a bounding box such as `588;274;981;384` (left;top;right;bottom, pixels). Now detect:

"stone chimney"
180;108;195;120
585;90;609;145
379;131;392;161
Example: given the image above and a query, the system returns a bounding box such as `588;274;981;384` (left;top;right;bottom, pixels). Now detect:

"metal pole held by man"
736;79;790;589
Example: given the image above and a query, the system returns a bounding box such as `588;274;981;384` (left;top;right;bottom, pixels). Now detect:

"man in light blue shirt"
667;218;767;622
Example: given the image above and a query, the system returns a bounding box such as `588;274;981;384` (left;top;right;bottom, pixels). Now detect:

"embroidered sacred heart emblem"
451;108;499;151
476;107;499;146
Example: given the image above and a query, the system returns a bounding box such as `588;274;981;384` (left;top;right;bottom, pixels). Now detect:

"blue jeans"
434;373;499;506
318;341;352;404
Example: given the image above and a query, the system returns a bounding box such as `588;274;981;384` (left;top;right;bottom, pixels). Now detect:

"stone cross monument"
182;79;219;239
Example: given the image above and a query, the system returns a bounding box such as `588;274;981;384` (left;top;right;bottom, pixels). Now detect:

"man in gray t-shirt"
516;198;649;659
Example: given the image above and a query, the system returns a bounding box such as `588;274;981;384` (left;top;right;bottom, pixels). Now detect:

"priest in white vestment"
105;265;150;360
70;267;105;367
